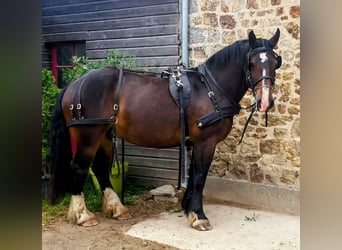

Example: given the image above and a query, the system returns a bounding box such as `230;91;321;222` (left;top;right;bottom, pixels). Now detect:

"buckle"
208;91;215;98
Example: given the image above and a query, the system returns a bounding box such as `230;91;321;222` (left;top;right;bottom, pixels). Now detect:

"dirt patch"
42;195;299;250
42;196;182;250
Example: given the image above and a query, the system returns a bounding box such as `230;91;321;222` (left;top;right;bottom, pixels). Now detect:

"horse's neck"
210;63;248;104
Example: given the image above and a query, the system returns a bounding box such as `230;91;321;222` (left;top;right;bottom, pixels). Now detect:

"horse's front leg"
181;141;216;231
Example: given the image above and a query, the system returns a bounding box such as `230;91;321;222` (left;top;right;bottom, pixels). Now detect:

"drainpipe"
181;0;189;67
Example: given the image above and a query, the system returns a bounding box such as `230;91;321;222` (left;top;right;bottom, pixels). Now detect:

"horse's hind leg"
92;133;131;220
67;128;102;227
181;141;216;231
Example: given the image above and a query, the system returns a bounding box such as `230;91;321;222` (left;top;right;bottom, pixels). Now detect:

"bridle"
245;45;282;94
238;44;282;144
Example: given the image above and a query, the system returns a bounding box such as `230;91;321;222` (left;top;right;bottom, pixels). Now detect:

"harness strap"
196;106;241;128
199;64;241;110
113;69;124;120
197;64;241;130
66;118;112;127
111;69;124;202
178;87;188;189
171;67;190;189
69;72;90;120
198;65;222;114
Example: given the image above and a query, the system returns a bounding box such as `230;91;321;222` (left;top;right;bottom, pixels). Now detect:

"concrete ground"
126;203;300;250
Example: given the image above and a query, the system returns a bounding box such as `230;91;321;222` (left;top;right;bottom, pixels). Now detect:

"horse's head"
246;29;282;112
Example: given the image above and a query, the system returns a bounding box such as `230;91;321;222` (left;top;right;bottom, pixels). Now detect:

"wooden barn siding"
42;0;180;69
42;0;181;186
117;141;180;187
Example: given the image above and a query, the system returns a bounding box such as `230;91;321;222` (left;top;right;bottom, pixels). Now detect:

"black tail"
48;87;72;204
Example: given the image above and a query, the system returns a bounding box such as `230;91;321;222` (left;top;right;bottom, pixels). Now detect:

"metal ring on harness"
110;116;118;125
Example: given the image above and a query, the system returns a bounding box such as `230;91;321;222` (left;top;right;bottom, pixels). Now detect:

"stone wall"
188;0;300;189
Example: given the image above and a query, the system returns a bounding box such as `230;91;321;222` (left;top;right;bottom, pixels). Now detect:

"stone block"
150;184;176;197
219;15;236;29
260;139;282;154
247;0;258;9
153;195;179;203
200;0;219;11
290;6;300;18
203;13;218;26
249;163;264;183
271;0;281;5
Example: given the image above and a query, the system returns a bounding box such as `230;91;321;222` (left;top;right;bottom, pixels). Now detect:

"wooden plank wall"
42;0;182;186
117;141;180;187
42;0;180;71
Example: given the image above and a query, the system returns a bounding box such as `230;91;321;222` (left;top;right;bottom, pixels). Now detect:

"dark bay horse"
48;29;281;230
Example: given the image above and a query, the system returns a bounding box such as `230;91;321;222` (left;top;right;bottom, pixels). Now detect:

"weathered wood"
43;0;177;11
127;166;178;179
43;14;178;34
43;25;178;42
118;143;179;159
116;141;181;184
86;35;179;50
127;176;177;187
42;3;178;25
122;156;178;170
87;45;178;58
135;56;179;67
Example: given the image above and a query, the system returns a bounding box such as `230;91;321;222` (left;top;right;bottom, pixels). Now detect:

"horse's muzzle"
257;98;274;112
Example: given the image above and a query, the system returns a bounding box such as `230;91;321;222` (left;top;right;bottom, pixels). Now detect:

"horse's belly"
116;104;181;148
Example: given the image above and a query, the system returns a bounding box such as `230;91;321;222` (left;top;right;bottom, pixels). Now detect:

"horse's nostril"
256;99;262;110
269;99;275;109
256;99;274;111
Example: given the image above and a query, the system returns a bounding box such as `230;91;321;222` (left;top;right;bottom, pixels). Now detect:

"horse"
48;29;282;230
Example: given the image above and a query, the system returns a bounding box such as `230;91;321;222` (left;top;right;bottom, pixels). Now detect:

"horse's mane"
205;37;273;69
206;39;249;69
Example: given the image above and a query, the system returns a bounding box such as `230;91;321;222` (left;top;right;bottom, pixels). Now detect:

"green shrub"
63;49;140;84
42;68;60;175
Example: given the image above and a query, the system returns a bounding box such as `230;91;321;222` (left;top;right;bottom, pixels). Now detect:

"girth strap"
169;67;190;189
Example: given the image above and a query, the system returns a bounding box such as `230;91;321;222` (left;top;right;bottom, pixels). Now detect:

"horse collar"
198;64;240;110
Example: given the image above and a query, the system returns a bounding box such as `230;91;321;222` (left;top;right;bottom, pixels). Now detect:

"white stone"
150;184;176;197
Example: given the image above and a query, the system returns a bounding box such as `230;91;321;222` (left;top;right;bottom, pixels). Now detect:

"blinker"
276;55;282;69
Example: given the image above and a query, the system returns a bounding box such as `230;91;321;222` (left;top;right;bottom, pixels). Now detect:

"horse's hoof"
68;193;98;226
79;218;98;227
188;211;213;231
113;206;132;220
114;211;132;220
193;220;212;231
103;188;132;220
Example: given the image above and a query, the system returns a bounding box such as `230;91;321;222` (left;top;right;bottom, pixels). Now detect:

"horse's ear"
269;28;280;48
248;30;258;49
